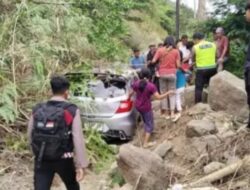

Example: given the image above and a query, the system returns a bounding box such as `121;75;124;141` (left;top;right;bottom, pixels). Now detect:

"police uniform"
194;40;217;103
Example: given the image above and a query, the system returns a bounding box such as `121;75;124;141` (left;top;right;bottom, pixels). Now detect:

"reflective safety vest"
194;40;216;69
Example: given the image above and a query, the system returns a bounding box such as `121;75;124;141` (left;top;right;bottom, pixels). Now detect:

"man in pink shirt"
215;27;230;72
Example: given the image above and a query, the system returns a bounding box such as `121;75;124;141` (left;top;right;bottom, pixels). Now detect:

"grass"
110;169;126;188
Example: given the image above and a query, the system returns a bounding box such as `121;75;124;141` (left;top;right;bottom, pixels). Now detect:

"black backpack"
31;101;76;162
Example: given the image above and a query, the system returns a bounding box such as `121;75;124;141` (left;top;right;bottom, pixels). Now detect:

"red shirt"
216;36;229;58
153;47;180;75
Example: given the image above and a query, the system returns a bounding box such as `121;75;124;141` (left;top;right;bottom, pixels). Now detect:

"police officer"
28;76;89;190
192;32;217;103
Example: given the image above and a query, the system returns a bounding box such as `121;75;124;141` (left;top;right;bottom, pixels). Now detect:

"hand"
168;90;176;95
218;58;223;64
132;70;138;76
76;168;86;182
166;47;172;52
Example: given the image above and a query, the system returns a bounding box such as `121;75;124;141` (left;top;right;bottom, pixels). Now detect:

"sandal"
143;141;157;148
172;113;181;122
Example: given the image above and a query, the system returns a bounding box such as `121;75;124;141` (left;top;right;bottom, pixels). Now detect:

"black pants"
34;159;79;190
148;65;160;92
195;68;217;103
245;68;250;106
245;68;250;128
152;76;160;92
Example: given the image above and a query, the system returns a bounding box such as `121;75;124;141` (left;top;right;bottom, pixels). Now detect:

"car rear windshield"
65;72;128;98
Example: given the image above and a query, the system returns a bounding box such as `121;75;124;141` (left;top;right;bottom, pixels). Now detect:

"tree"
196;0;207;20
201;0;250;77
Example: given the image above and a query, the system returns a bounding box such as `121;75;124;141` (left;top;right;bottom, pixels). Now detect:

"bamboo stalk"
11;1;25;116
32;0;74;5
190;156;250;186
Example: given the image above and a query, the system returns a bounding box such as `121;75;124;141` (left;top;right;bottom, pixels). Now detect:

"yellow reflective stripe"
196;65;217;70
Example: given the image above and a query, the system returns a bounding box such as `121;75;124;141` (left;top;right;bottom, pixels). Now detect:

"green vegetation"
4;135;28;152
161;1;197;36
110;169;126;188
0;0;173;124
85;128;117;172
201;0;250;78
0;0;196;172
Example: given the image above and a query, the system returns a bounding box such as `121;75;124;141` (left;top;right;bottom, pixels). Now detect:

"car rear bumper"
81;110;137;140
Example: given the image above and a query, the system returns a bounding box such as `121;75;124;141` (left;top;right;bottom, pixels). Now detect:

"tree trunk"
196;0;207;21
176;0;180;40
194;0;197;18
191;156;250;186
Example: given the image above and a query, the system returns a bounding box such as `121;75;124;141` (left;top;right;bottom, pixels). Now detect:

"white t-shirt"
178;43;192;65
179;44;189;59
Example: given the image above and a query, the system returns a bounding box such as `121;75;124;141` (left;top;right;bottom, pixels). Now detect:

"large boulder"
202;135;221;150
186;120;217;138
117;144;169;190
184;86;208;108
154;140;173;158
208;71;248;120
172;137;208;163
188;103;212;116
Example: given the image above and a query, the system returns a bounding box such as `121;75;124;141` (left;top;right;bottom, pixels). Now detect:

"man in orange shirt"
215;27;230;72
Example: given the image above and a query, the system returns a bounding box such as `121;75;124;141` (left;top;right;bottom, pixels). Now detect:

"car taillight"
116;99;133;113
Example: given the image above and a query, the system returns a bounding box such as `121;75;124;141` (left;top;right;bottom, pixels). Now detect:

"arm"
220;37;229;60
191;47;196;67
147;60;151;67
27;115;34;146
176;59;181;69
152;49;161;64
147;56;153;66
72;109;89;181
182;57;189;63
129;90;135;99
176;50;181;68
143;56;147;67
153;91;174;100
146;53;151;66
130;57;135;69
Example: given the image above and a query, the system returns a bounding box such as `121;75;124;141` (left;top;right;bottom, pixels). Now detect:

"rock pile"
115;71;250;190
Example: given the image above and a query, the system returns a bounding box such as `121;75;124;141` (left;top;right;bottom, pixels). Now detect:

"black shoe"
245;123;250;133
247;122;250;129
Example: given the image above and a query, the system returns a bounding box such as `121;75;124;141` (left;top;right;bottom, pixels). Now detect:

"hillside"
0;0;196;127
